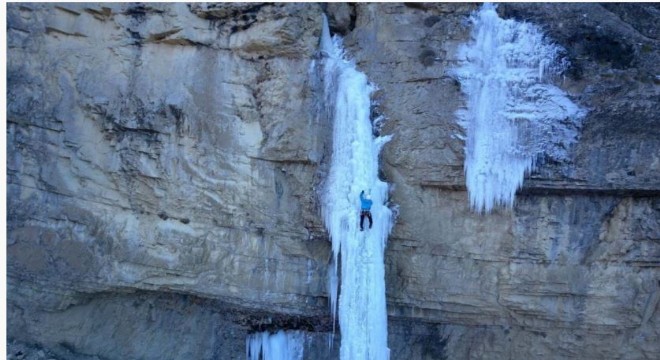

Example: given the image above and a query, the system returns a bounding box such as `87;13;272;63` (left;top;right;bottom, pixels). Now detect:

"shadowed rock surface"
7;3;659;359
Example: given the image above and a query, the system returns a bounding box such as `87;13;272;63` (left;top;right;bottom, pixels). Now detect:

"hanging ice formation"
452;3;586;213
246;330;305;360
314;15;393;360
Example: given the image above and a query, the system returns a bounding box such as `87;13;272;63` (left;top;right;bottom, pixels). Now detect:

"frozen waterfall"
246;330;305;360
452;3;585;213
316;15;393;360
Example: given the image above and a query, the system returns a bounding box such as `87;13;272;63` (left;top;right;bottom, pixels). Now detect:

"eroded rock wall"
345;3;659;359
7;2;660;360
8;3;333;359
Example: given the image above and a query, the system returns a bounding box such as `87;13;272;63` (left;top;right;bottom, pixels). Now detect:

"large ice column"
452;3;585;213
316;15;393;360
246;330;305;360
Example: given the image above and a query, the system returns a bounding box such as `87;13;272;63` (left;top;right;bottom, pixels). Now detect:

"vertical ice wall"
452;3;585;213
246;330;305;360
315;15;393;360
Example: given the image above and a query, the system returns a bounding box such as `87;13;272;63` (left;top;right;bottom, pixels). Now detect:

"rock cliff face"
7;3;659;360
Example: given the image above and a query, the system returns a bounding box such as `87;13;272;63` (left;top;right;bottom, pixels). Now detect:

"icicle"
320;15;335;57
315;14;393;360
451;3;586;213
246;330;305;360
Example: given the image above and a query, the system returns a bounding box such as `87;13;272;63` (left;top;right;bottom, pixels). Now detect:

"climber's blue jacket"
360;191;373;211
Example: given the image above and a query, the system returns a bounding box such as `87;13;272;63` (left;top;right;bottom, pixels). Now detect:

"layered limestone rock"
7;2;659;360
345;3;659;359
8;3;333;359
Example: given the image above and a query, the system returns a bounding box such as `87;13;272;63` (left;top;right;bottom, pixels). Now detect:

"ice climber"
359;190;373;231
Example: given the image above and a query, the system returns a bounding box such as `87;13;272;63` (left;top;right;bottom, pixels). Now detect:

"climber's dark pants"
360;210;373;230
